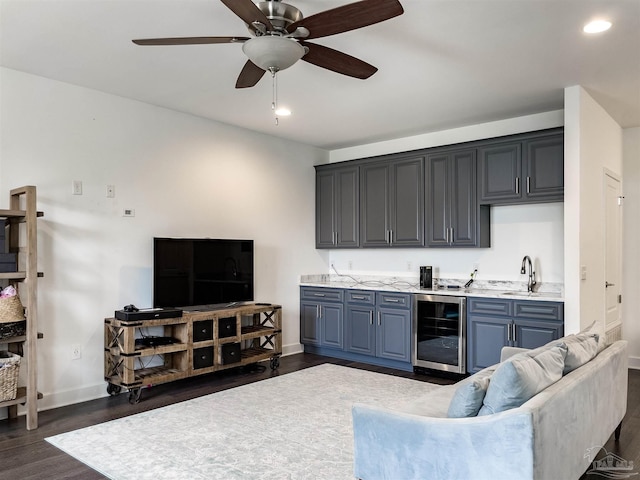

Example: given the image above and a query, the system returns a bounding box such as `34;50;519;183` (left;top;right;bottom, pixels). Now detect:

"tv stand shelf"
104;303;282;404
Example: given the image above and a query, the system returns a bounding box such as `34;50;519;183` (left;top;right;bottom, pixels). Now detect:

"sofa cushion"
562;333;600;374
478;343;567;416
447;368;494;418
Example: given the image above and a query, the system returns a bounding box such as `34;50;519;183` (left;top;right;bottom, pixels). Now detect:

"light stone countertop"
300;274;564;302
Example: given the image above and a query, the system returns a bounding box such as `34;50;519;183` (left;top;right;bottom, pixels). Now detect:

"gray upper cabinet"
360;156;424;247
315;165;359;249
426;149;490;247
315;128;563;249
523;135;564;200
478;130;564;205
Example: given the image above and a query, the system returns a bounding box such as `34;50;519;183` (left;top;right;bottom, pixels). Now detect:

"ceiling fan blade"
236;60;266;88
133;36;249;46
287;0;403;39
301;42;377;79
220;0;273;32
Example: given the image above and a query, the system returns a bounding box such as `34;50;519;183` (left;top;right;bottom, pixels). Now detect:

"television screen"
153;238;254;308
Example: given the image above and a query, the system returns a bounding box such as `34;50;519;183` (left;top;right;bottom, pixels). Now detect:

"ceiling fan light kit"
242;36;306;72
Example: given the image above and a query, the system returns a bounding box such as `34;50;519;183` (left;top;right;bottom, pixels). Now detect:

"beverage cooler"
413;294;466;374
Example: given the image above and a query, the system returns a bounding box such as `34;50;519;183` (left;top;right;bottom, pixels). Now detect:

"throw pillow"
478;343;567;416
580;320;607;353
447;368;494;418
562;333;600;374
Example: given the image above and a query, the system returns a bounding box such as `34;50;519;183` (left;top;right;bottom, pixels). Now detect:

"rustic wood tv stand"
104;303;281;404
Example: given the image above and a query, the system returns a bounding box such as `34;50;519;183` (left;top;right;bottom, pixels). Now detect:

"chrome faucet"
520;255;537;293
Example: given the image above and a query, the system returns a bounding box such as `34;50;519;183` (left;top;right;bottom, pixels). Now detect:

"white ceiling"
1;0;639;149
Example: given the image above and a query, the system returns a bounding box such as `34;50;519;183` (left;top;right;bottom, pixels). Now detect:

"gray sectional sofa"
352;338;628;480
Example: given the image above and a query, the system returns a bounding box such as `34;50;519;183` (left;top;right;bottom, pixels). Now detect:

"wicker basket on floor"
0;351;20;401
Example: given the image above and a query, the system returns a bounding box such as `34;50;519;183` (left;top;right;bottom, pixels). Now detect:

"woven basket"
0;294;25;324
0;351;20;401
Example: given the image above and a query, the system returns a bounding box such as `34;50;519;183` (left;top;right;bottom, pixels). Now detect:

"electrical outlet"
407;261;412;271
123;208;135;217
348;260;353;270
71;344;82;360
72;180;83;195
106;185;115;198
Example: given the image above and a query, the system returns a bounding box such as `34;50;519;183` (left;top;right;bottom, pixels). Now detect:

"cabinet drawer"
468;297;512;316
193;320;214;342
300;287;344;302
376;292;411;309
193;346;214;369
218;317;237;338
346;290;375;305
514;301;563;321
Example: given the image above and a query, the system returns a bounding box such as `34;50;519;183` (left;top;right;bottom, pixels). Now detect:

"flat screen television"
153;238;254;309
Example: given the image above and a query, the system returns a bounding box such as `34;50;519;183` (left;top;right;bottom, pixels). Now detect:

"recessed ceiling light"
275;107;291;117
583;19;612;34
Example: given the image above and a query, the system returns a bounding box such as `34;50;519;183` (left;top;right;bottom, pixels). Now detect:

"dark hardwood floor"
0;353;638;480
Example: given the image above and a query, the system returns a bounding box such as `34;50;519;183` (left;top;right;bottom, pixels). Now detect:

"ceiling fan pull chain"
271;68;279;126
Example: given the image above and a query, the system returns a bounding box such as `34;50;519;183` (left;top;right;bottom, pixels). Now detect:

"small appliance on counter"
419;266;433;289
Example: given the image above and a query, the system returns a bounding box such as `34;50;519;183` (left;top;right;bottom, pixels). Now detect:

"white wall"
329;111;565;284
330;111;564;163
623;127;640;368
564;86;623;335
0;67;329;411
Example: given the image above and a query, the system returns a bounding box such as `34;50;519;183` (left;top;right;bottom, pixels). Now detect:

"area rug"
46;364;441;480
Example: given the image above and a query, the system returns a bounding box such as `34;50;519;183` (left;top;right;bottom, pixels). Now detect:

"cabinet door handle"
385;298;400;303
449;227;454;244
526;176;531;194
378;311;381;325
369;311;373;325
515;177;520;194
335;231;338;245
507;323;512;342
316;305;320;318
313;293;326;297
512;323;517;343
352;295;366;300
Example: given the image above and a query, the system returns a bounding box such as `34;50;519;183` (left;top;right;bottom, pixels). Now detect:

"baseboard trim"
282;343;303;357
628;355;640;370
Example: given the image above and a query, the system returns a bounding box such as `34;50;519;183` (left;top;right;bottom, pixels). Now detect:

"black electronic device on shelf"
135;336;176;348
153;238;254;309
115;307;183;321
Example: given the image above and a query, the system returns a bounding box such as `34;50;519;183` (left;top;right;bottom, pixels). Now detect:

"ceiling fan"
132;0;404;89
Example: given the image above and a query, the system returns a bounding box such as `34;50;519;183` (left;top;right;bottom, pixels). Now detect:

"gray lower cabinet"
300;287;344;349
315;165;359;249
426;148;490;247
344;290;412;362
360;156;424;247
466;297;564;373
301;287;412;370
345;291;376;356
478;130;564;205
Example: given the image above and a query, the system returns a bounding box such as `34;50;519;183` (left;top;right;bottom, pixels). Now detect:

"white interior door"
604;170;622;330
